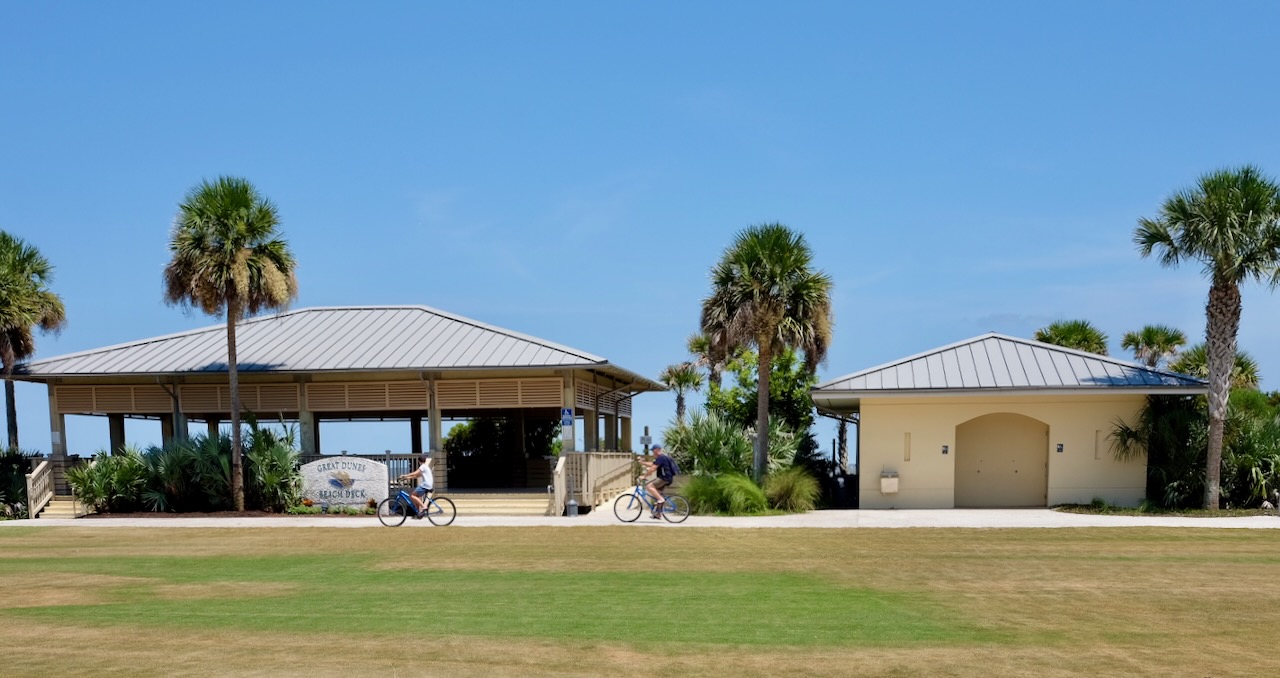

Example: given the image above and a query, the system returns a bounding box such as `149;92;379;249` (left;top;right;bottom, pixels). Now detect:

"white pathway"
4;508;1278;529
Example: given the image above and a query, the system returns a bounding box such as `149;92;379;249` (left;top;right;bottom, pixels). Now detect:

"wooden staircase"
444;491;552;516
36;495;85;519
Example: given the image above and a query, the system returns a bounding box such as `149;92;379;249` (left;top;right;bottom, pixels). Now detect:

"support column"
48;389;65;460
299;410;318;455
159;414;175;444
583;409;598;451
620;417;633;452
428;380;445;491
207;418;220;439
108;414;126;454
410;415;423;455
561;372;576;454
48;388;70;495
171;393;188;443
603;413;617;450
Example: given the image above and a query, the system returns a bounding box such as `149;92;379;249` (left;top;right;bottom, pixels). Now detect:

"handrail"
26;460;53;519
550;456;567;516
548;451;638;514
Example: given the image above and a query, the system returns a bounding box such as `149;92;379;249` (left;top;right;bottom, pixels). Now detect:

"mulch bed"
80;511;360;519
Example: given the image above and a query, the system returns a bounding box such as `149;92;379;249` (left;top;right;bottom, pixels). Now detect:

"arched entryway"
954;413;1048;507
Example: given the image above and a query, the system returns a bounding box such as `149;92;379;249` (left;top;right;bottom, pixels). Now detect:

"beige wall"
860;394;1147;509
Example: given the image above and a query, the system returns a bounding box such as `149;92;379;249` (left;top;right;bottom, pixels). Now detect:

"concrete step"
38;496;86;519
444;494;551;516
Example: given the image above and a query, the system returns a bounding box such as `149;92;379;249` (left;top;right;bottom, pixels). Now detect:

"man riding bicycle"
643;444;679;519
397;453;434;517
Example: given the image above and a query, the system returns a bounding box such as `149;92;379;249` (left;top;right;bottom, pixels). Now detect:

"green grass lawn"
1;525;1277;677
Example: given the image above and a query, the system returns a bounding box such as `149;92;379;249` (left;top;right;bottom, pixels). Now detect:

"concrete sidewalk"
4;508;1278;529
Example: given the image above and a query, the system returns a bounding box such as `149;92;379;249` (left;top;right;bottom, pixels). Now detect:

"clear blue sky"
3;2;1279;462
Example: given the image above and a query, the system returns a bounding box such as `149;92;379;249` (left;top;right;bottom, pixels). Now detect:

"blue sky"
3;2;1279;461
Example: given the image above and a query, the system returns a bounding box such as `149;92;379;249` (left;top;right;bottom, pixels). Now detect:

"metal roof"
814;333;1207;395
18;305;663;389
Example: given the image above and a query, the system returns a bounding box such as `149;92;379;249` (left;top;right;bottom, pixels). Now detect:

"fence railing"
26;460;53;519
549;451;641;516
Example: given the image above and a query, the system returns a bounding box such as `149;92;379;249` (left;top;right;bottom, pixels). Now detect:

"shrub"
0;448;39;519
664;411;753;477
763;466;820;512
684;473;767;515
66;446;148;513
245;440;301;513
141;441;195;512
665;411;804;478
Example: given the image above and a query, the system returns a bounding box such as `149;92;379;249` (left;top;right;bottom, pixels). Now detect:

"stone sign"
300;457;389;507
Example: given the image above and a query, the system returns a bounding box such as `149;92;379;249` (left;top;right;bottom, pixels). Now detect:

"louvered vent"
346;383;388;409
94;386;133;412
519;378;562;407
575;381;603;411
54;386;95;412
257;384;300;411
237;386;260;412
306;384;347;411
181;385;222;412
133;386;172;411
388;382;428;409
478;380;520;407
435;381;478;408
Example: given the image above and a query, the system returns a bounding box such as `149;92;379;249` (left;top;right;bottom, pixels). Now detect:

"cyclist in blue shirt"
643;444;679;519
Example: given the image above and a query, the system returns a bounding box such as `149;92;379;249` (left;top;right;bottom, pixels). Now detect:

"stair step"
37;497;86;519
445;494;551;516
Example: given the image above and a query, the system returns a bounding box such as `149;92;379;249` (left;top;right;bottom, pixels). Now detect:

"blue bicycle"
613;481;690;523
378;487;455;526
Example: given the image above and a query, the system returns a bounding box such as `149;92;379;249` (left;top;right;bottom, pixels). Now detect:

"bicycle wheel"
377;497;408;527
426;496;456;526
661;495;690;523
613;492;644;522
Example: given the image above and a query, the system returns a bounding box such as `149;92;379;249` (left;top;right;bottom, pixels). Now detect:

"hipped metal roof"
814;333;1207;397
17;305;663;390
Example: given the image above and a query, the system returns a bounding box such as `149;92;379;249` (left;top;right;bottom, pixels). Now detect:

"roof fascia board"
813;386;1208;400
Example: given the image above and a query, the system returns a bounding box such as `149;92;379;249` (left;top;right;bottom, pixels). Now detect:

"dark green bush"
0;448;39;518
68;426;303;515
763;466;820;512
684;473;767;515
66;445;149;513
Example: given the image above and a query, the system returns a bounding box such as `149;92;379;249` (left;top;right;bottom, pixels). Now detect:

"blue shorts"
412;486;433;497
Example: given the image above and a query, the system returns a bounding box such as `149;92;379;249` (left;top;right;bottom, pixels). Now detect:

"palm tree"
1033;319;1109;355
0;231;66;450
686;332;721;388
658;362;703;425
164;177;298;511
1121;324;1188;368
1167;344;1260;390
1136;165;1280;509
701;224;833;481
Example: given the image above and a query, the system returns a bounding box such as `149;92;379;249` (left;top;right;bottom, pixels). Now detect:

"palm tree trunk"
227;311;244;512
5;379;17;450
754;340;772;482
837;419;848;474
1203;278;1240;510
676;391;686;426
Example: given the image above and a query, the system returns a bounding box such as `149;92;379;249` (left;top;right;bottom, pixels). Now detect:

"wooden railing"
26;460;53;519
549;451;641;516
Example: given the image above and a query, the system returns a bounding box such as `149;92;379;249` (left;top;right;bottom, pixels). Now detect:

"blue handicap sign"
560;407;574;427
